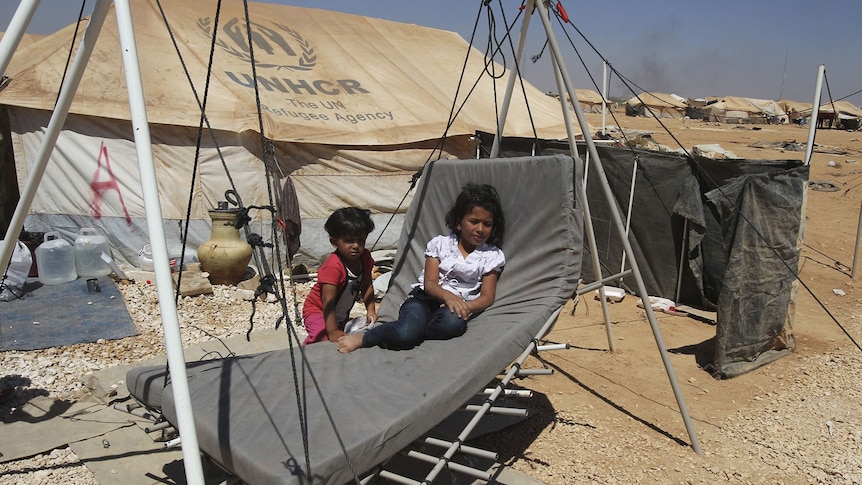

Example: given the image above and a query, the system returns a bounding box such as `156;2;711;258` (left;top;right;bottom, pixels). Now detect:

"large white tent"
0;0;580;266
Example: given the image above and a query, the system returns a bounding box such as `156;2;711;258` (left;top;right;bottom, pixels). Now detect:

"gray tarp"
127;154;583;484
481;135;807;378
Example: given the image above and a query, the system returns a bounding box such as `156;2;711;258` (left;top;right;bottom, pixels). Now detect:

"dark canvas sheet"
479;134;808;378
1;276;137;350
127;155;583;484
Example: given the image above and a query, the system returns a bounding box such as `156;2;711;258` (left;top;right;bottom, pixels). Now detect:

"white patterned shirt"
416;233;505;301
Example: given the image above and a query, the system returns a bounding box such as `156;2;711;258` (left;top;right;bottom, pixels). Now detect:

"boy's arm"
363;282;378;323
321;283;345;342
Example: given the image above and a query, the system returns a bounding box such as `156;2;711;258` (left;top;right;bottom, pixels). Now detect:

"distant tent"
778;99;813;125
625;92;686;119
817;100;862;130
0;0;580;266
567;88;605;113
702;96;787;124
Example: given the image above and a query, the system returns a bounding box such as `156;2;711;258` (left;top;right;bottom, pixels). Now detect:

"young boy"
302;207;377;345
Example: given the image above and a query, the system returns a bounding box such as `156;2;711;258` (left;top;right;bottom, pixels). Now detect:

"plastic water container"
35;232;78;285
75;228;112;277
138;244;154;271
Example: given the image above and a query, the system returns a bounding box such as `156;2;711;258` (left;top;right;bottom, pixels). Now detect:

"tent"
567;88;605;113
779;99;814;125
702;96;787;124
817;100;862;130
625;92;686;119
0;0;580;267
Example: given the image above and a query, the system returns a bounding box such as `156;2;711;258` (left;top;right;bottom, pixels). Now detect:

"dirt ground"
468;112;862;483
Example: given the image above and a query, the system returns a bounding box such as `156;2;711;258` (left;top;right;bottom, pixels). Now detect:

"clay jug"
197;205;252;285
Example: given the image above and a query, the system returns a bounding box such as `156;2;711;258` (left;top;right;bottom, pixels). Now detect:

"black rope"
52;1;88;109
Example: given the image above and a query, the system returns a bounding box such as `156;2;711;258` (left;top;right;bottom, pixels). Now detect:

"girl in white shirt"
338;183;506;353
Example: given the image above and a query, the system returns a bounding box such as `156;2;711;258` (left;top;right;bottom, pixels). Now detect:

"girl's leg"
424;307;468;341
362;294;433;350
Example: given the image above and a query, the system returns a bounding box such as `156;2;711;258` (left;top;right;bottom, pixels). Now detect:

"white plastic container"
35;232;78;285
138;244;154;271
75;228;112;277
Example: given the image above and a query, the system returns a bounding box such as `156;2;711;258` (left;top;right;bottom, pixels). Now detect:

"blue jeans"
363;288;468;350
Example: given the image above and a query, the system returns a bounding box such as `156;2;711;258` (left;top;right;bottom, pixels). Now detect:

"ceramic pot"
197;208;252;285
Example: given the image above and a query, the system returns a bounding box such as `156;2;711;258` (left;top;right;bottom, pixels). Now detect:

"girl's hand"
443;293;471;319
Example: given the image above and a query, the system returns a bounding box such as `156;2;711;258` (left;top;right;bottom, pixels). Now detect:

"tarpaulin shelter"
625;92;686;119
702;96;787;124
484;136;808;379
0;0;580;266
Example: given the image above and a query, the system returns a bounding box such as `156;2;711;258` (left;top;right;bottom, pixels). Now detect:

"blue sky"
2;0;861;106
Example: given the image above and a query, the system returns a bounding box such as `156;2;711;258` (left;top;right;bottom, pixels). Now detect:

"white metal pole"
619;157;638;277
112;1;204;482
533;0;701;455
490;0;534;158
0;0;40;77
1;0;107;278
548;53;615;351
601;61;608;136
804;65;824;166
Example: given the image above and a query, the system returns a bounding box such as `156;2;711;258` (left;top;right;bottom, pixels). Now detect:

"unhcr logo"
197;17;317;71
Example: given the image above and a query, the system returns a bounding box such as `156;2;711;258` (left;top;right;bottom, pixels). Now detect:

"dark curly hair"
444;183;505;247
324;207;375;239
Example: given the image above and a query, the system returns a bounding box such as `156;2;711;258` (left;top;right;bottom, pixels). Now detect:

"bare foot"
337;333;364;354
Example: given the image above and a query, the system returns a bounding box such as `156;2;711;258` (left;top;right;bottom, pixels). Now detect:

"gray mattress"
126;154;583;484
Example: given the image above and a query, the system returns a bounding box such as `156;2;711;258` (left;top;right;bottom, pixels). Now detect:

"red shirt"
302;249;374;320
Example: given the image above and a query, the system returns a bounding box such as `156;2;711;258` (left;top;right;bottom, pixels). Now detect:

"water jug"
75;228;112;277
138;244;154;271
35;232;78;285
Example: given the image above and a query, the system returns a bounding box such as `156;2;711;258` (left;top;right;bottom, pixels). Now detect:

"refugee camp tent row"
0;0;579;267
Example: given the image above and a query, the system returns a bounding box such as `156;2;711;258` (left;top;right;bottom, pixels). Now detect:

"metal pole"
1;0;106;278
548;53;615;351
533;0;701;454
0;0;40;77
490;0;534;158
804;65;824;165
112;1;204;482
675;219;688;303
619;156;638;277
601;61;608;136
